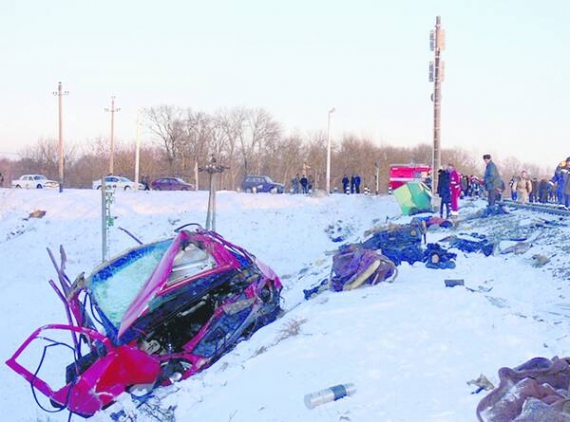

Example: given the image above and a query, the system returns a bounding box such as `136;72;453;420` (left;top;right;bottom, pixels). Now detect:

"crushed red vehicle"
6;224;282;417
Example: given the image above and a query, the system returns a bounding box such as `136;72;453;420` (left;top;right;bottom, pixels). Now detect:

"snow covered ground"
1;188;569;421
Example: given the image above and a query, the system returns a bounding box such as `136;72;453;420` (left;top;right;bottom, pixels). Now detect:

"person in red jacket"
448;163;461;216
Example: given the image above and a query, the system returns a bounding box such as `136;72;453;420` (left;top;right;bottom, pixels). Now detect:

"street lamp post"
325;107;335;195
53;82;69;193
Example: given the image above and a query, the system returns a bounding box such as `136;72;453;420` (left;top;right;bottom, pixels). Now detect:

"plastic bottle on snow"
304;383;356;409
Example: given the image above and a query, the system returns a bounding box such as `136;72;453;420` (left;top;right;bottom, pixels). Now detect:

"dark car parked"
151;177;195;191
242;175;285;193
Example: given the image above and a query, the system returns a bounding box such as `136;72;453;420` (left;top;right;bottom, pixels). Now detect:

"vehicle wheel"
124;186;131;191
154;186;161;191
270;187;277;194
182;187;189;191
15;185;21;189
36;185;43;189
96;186;101;190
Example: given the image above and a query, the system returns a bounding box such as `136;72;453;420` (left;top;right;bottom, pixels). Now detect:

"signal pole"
199;155;229;231
53;82;69;193
105;96;120;174
429;16;445;194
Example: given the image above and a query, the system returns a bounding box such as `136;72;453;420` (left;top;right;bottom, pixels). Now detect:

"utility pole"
135;108;141;188
53;82;69;193
325;107;335;195
105;96;120;175
429;16;445;195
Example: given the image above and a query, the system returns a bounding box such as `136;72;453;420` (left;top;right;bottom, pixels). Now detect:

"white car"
92;175;143;191
11;174;59;189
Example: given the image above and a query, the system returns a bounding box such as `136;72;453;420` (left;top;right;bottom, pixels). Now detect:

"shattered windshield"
90;240;172;327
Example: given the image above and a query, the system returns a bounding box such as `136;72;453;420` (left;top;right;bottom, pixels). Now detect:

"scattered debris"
445;279;464;288
531;254;551;267
303;245;397;299
467;374;494;393
27;209;46;219
304;383;356;409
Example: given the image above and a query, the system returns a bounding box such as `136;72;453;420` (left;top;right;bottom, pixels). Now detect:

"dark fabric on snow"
444;233;496;256
362;221;426;265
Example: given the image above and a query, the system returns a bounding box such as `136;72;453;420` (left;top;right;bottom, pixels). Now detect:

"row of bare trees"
1;105;555;192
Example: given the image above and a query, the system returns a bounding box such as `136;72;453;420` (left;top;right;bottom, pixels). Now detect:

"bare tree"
302;132;327;190
216;108;245;188
178;110;212;184
237;108;281;176
19;138;61;179
145;105;185;174
277;134;304;191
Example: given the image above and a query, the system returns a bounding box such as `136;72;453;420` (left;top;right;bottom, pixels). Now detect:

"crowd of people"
290;173;365;195
289;154;570;211
341;174;362;194
290;174;313;194
436;154;570;219
437;154;510;217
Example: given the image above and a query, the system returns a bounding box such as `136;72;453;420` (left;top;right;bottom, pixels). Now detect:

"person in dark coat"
353;174;361;194
483;154;503;207
538;179;550;203
561;157;570;208
300;174;309;194
437;168;451;218
550;160;566;204
342;174;350;194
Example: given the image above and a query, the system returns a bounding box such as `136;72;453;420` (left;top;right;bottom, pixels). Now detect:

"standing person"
483;154;503;208
562;157;570;209
141;175;150;191
550;160;566;205
354;174;361;194
300;174;309;194
291;174;300;194
509;176;517;201
512;170;532;204
342;174;349;194
436;168;451;218
448;163;461;216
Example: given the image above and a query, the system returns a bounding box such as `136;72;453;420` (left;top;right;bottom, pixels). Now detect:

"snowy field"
1;188;569;421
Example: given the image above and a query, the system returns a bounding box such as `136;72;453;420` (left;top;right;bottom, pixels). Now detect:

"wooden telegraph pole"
429;16;445;194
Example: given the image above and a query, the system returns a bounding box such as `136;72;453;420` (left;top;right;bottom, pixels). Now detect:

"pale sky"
1;0;569;169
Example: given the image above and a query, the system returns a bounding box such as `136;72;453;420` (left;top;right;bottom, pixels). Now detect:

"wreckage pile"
308;199;570;421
